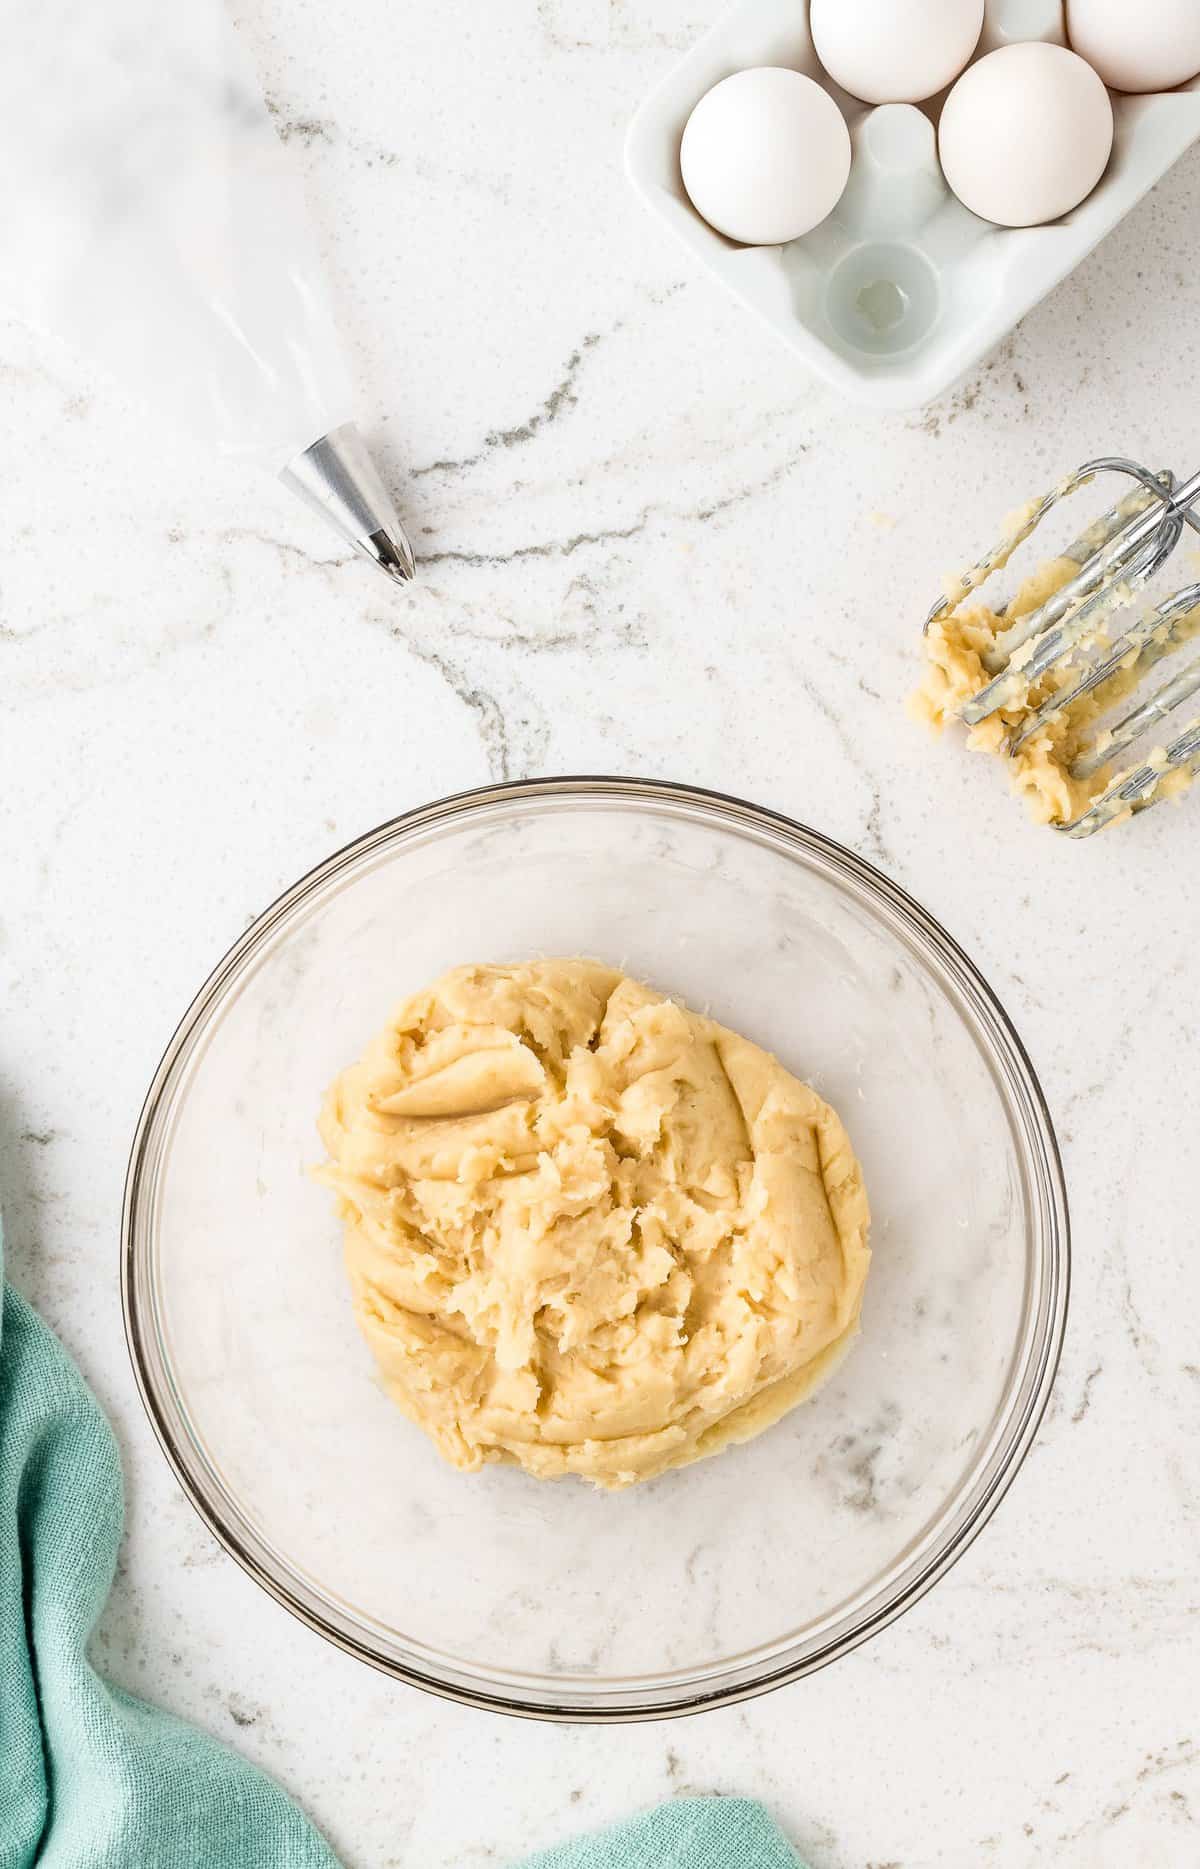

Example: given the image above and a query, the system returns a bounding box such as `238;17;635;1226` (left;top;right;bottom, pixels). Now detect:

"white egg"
810;0;984;105
680;68;852;246
939;43;1113;226
1067;0;1200;93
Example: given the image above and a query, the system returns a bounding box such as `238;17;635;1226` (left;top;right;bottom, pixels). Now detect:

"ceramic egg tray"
625;0;1200;408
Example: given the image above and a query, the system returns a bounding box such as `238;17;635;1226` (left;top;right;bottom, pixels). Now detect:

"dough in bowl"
316;959;871;1488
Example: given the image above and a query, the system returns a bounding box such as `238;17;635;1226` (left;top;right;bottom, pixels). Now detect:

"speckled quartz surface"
2;5;1198;1865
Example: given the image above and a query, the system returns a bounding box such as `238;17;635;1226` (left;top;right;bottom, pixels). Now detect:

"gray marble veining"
2;2;1199;1865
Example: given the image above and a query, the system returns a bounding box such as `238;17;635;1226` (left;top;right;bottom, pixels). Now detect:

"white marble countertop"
2;4;1199;1865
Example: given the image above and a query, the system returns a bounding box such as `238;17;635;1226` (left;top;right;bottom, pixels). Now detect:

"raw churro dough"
912;509;1199;829
911;553;1102;824
316;959;871;1489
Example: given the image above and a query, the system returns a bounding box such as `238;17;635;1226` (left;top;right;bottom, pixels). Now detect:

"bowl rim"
121;774;1070;1723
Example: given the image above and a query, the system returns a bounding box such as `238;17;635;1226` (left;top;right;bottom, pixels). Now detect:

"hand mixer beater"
925;456;1200;836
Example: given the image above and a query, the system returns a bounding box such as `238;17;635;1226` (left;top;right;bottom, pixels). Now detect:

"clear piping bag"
0;0;415;583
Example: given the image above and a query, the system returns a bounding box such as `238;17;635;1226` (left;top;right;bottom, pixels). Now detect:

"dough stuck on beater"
315;959;871;1489
911;555;1100;824
911;552;1199;829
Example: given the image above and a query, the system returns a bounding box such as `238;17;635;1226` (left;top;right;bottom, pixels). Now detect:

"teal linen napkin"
520;1798;808;1868
0;1247;340;1869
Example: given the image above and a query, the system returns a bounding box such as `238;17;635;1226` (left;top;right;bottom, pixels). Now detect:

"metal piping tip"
280;421;416;585
355;525;416;585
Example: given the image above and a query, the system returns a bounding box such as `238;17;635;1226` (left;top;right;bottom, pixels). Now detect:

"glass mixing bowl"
122;778;1069;1721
